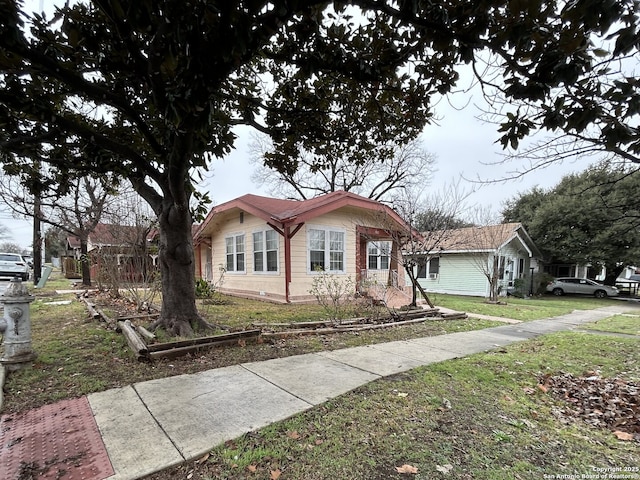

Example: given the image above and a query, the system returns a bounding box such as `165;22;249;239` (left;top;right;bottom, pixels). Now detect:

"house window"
308;228;345;272
417;262;426;279
225;234;245;272
428;257;440;275
205;248;213;281
417;257;439;279
367;241;391;270
253;230;278;273
518;258;525;278
497;255;506;280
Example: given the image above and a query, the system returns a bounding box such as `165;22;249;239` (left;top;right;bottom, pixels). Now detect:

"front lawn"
149;332;640;480
2;289;501;414
582;314;640;336
431;293;617;321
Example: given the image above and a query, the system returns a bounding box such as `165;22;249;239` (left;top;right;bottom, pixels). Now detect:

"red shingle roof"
195;191;410;238
67;223;156;249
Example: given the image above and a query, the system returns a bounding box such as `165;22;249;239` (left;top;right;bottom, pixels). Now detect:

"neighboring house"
193;191;413;304
541;262;606;282
64;223;158;281
415;223;541;297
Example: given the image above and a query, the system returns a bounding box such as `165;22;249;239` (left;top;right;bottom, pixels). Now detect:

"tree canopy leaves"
0;0;638;332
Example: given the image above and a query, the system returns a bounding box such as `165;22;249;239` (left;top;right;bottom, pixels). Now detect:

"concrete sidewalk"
3;305;639;480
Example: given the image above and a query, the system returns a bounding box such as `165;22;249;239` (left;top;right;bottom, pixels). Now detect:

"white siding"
421;253;489;297
209;211;286;301
288;209;360;300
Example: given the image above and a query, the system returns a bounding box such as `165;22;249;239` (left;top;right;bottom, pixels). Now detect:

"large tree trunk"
152;200;210;337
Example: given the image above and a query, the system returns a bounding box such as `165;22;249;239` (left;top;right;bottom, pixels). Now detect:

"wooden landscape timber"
135;324;156;343
260;313;464;339
440;312;469;320
146;329;262;360
118;313;160;322
119;319;148;361
80;297;100;320
78;297;468;361
251;308;440;330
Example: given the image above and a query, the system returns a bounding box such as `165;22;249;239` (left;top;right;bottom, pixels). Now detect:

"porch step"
365;286;413;309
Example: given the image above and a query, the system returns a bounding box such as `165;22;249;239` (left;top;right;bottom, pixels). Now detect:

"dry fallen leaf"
270;469;282;479
397;392;409;398
395;464;419;474
537;383;548;393
247;465;257;472
195;453;209;464
436;464;454;474
287;430;301;439
613;430;634;441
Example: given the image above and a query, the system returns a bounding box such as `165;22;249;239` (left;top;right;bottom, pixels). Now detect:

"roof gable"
195;191;411;238
432;223;540;256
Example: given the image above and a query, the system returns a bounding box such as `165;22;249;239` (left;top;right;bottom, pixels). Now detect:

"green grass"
582;314;640;335
196;296;337;328
29;268;79;295
2;282;504;414
5;270;640;479
430;293;615;321
152;332;640;480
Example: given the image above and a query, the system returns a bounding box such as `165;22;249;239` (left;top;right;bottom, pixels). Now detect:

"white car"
0;252;30;281
546;277;618;298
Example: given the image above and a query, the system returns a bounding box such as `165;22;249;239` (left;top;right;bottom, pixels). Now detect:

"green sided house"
193;191;413;304
414;223;541;297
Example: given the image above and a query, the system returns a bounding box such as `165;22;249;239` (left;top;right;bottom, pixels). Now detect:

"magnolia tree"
1;1;638;336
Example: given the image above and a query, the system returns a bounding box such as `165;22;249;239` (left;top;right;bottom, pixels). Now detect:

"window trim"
307;225;346;274
225;232;246;274
252;228;279;274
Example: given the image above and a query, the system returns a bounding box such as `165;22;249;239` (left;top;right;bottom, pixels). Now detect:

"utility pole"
32;163;42;284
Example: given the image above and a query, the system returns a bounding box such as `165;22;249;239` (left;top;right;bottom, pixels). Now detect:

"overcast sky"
1;2;595;250
204;98;589;210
